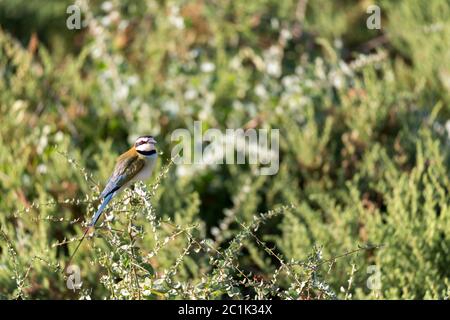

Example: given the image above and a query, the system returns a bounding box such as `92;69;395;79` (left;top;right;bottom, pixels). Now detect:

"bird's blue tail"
90;192;114;227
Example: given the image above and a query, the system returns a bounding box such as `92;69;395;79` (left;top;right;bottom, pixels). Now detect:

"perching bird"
65;135;158;269
89;135;158;227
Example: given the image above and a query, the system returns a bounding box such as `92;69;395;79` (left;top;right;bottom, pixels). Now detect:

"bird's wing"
100;149;145;199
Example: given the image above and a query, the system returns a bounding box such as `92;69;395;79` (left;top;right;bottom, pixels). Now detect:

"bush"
0;0;449;299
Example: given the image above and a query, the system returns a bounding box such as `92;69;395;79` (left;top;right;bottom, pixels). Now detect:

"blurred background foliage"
0;0;449;299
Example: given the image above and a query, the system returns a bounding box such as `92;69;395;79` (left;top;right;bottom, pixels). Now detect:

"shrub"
0;0;449;299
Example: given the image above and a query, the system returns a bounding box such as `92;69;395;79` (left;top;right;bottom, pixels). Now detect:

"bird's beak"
149;137;157;145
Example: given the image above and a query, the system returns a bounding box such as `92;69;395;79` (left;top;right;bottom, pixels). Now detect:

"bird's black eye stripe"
135;140;146;146
135;136;154;147
137;149;157;156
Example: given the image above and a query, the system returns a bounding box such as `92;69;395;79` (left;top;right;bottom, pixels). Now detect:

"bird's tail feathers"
63;193;114;274
90;192;114;227
63;226;91;274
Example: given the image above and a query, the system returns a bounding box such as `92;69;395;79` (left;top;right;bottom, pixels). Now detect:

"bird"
90;135;158;227
65;135;158;270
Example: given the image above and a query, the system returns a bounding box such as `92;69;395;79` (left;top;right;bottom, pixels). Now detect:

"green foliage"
0;0;449;299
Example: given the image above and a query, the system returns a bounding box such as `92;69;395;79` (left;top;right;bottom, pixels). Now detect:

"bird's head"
134;135;157;156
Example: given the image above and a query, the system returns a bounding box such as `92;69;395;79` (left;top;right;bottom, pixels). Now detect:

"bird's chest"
133;156;157;182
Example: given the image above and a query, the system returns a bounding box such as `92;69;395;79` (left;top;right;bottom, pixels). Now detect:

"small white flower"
176;165;193;178
115;84;129;101
162;99;180;115
280;29;292;42
270;18;280;29
264;46;282;77
200;62;215;73
168;6;185;29
101;1;113;12
184;89;198;100
127;75;139;86
211;227;220;236
143;290;152;296
266;61;281;77
54;131;64;142
100;16;111;27
118;20;129;31
37;164;47;174
255;84;267;98
282;75;299;89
